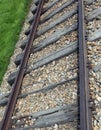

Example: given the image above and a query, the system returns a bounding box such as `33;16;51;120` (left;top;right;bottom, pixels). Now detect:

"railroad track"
0;0;101;129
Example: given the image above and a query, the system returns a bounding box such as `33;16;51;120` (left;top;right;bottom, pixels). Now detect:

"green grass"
0;0;31;85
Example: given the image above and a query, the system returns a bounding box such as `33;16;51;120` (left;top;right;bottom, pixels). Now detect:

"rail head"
0;0;45;130
78;0;92;130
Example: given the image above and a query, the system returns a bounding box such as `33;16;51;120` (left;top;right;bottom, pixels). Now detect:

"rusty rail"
0;0;44;130
78;0;92;130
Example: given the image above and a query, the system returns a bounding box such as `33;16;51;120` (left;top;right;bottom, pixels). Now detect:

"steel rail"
0;0;44;130
78;0;92;130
